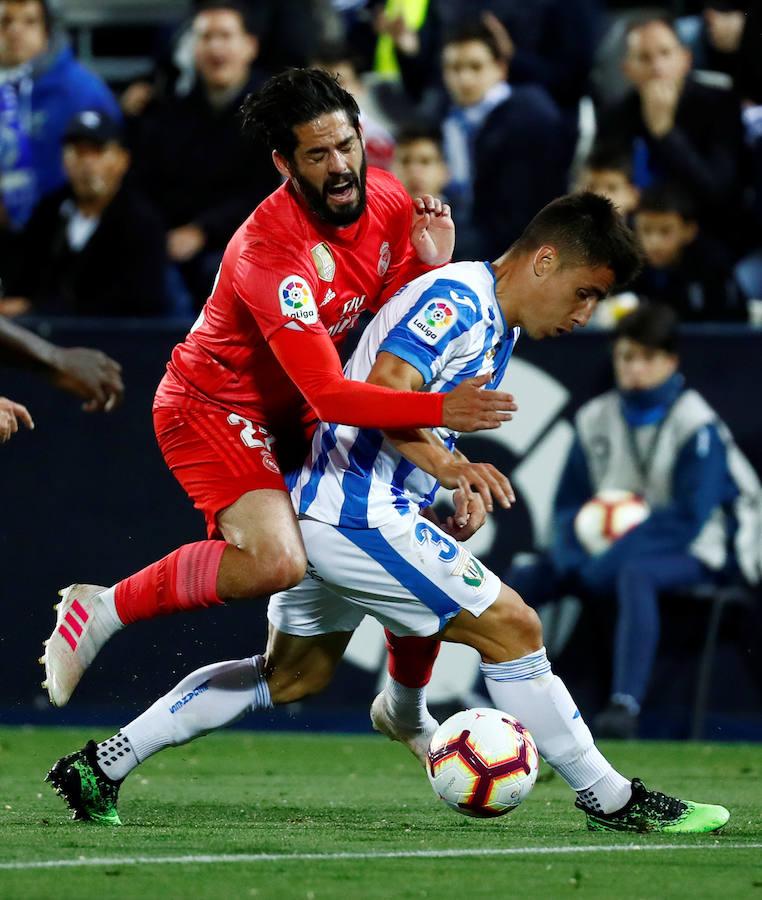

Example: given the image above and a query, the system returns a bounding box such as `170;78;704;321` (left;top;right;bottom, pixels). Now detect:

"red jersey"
155;168;429;437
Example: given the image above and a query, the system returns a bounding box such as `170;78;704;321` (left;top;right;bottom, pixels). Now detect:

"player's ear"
532;245;557;278
272;149;293;180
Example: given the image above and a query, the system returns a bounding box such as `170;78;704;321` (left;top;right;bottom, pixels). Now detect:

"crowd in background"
0;0;761;321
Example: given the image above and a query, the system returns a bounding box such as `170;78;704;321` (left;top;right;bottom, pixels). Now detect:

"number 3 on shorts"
414;521;458;562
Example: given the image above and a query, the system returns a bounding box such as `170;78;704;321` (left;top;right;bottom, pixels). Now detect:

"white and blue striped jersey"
291;261;519;529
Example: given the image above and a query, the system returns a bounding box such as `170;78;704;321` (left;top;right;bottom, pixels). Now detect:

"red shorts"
153;405;287;538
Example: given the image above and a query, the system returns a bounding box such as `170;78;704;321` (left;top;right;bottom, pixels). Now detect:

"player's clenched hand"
51;347;125;413
441;489;488;541
0;396;34;443
437;459;515;514
410;194;455;266
442;373;517;432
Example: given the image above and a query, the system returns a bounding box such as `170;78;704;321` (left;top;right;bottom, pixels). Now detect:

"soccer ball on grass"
426;708;539;818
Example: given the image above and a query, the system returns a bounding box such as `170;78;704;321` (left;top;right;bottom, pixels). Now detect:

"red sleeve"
233;243;325;341
269;325;445;429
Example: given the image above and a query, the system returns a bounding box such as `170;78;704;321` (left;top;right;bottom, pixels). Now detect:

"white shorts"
267;513;502;638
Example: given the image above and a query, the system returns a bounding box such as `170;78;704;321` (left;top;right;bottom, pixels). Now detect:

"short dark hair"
586;143;634;181
193;0;259;35
240;68;361;159
511;192;643;290
637;182;697;222
395;124;444;152
3;0;52;33
625;15;681;44
614;303;679;353
442;21;502;61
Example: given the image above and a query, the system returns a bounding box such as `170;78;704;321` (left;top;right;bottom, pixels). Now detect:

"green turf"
0;727;760;899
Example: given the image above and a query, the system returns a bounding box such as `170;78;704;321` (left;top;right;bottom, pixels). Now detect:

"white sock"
382;676;434;731
113;655;272;773
98;585;124;631
481;648;631;814
96;731;136;781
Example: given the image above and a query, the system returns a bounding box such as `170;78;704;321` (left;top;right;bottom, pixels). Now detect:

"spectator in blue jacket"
439;20;568;260
508;304;761;738
0;0;120;230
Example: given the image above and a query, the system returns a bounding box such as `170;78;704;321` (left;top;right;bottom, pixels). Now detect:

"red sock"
114;540;227;625
384;630;441;688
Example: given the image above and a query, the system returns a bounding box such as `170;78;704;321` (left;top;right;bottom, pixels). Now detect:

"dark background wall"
1;321;759;737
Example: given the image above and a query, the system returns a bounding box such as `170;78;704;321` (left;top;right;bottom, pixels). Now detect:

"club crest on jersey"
279;276;318;323
310;242;336;281
377;241;391;276
407;300;458;345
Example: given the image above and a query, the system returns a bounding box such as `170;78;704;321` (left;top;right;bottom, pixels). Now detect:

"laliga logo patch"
377;241;391;276
407;300;458;345
278;275;318;323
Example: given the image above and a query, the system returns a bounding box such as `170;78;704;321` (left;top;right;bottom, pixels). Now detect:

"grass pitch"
0;727;760;899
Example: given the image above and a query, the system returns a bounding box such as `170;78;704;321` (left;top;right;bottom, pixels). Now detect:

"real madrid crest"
310;242;336;282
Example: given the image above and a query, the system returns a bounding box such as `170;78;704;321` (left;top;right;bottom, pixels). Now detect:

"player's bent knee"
234;540;307;595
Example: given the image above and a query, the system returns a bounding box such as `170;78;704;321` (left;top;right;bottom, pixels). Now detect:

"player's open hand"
442;372;517;432
410;195;454;266
0;396;34;443
51;347;125;412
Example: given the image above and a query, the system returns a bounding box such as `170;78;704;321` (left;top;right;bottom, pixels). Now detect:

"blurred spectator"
576;143;640;219
507;304;761;738
128;1;280;309
377;0;601;128
595;17;744;242
676;2;746;80
311;42;396;169
1;111;167;317
393;124;449;201
0;0;120;230
439;20;566;260
629;183;747;322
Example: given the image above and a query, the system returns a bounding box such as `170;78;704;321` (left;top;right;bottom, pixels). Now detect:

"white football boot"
41;584;119;707
370;691;439;767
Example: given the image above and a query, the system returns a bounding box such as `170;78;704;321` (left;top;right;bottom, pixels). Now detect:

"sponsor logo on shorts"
169;679;210;714
377;241;391;276
407;300;457;345
310;242;336;281
279;276;318;323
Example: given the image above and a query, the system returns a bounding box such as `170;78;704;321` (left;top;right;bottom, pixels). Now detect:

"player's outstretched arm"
0;317;124;412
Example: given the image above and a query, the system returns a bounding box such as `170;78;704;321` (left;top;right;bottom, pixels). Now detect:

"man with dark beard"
41;69;516;743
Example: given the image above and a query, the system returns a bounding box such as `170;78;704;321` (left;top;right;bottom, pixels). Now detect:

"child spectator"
577;144;640;221
630;183;747;322
393;125;450;202
439;20;566;260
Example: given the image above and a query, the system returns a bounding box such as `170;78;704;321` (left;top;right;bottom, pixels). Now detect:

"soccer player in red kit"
41;70;513;732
